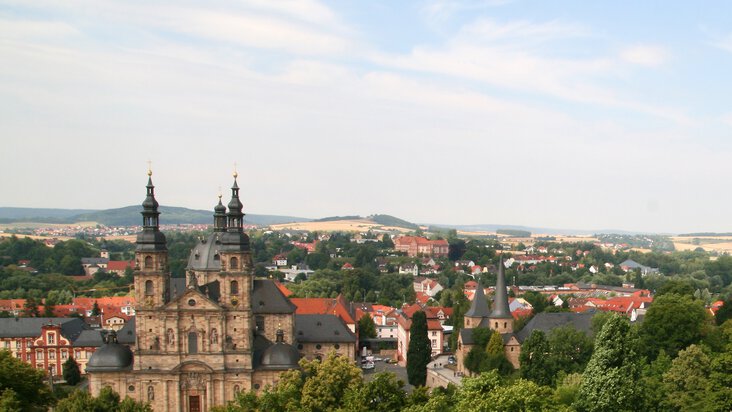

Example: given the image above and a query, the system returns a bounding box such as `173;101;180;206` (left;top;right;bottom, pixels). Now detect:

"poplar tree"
407;311;431;386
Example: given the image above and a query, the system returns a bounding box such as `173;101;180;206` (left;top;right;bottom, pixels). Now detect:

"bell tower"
488;257;513;334
133;169;170;309
219;171;253;308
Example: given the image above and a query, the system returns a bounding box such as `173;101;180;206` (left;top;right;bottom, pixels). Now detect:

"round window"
254;383;261;390
297;344;303;350
188;299;196;306
128;385;135;392
316;344;322;350
334;344;340;350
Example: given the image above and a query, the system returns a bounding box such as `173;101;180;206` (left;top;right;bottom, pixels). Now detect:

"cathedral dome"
187;233;224;271
260;330;300;370
86;332;133;372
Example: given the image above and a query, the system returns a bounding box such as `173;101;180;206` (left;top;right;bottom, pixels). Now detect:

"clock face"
231;297;239;306
145;296;154;307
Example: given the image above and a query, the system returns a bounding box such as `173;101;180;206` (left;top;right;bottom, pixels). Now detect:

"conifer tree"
407;311;431;386
62;357;81;386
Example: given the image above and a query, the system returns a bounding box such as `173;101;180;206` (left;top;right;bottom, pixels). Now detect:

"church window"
144;256;153;269
334;344;340;350
494;322;498;329
230;257;238;270
128;385;135;392
230;281;239;296
210;329;218;344
147;386;154;401
188;332;198;354
316;344;322;350
256;316;264;332
145;280;154;296
504;322;507;329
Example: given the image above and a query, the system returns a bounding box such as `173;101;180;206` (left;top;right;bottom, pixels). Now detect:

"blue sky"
2;0;732;233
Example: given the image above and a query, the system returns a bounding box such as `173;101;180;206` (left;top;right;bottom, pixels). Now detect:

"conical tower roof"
465;282;490;318
490;257;512;319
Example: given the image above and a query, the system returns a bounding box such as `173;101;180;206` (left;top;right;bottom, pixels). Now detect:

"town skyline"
3;1;732;233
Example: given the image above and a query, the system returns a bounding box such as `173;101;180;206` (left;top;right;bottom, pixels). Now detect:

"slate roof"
81;258;109;265
169;277;187;301
515;312;594;343
465;284;490;318
73;330;105;347
252;279;297;314
187;233;224;272
490;259;512;319
0;317;88;342
295;314;356;343
117;317;136;344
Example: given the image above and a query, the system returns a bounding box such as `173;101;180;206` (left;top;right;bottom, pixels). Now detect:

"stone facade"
88;173;356;412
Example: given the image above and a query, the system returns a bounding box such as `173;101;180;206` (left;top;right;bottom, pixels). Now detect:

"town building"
394;236;449;258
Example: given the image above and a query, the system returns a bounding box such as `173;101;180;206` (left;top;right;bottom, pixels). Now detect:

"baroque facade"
87;172;355;412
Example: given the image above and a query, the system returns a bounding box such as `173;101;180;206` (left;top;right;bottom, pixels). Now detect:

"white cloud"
620;45;669;67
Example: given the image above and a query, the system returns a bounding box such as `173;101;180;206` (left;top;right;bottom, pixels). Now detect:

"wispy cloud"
620;45;669;67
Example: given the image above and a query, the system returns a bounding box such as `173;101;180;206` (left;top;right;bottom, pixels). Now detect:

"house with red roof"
395;303;447;365
394;236;449;258
106;260;135;276
290;295;356;334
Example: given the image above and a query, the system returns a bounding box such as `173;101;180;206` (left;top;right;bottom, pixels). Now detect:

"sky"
2;1;732;233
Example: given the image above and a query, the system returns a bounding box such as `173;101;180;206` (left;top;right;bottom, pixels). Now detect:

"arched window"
210;329;218;344
494;322;498;329
144;255;153;269
213;254;220;261
147;386;154;401
230;280;239;296
188;332;198;354
230;257;238;270
503;322;507;329
145;280;154;296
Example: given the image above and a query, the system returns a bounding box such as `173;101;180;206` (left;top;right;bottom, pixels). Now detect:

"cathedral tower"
133;169;170;309
489;257;513;333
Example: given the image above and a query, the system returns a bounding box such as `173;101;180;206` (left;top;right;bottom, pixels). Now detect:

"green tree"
407;311;431;386
358;314;377;339
575;314;642;412
548;325;594;375
23;297;40;317
0;350;51;411
342;372;406;412
62;357;81;386
715;298;732;326
0;389;22;412
640;293;708;358
520;330;554;386
522;291;548;313
299;351;363;412
662;344;713;411
91;301;101;316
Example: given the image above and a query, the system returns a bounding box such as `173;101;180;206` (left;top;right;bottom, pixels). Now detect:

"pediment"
164;287;223;311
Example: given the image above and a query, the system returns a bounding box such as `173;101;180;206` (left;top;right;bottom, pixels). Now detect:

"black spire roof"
136;170;167;251
222;172;250;251
213;194;227;232
465;281;490;318
490;257;512;319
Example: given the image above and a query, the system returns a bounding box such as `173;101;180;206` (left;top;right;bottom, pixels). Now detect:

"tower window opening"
230;257;238;270
144;256;153;269
145;280;154;296
230;280;239;296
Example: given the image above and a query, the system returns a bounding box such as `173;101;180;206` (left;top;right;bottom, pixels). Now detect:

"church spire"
490;256;512;319
213;193;227;232
465;282;490;318
226;170;245;232
136;169;167;251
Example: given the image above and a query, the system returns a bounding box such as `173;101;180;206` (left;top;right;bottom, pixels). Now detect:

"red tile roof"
106;260;134;271
290;296;355;325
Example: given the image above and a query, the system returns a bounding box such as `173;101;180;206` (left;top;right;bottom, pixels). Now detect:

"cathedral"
86;172;355;412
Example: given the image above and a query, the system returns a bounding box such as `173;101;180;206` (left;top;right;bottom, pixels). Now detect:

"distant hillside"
428;223;643;236
369;214;419;230
313;216;361;222
0;206;310;227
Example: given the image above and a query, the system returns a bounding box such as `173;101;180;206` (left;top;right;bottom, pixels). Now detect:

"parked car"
361;361;375;370
448;356;456;365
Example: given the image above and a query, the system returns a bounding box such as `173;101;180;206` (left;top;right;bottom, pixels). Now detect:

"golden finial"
147;160;153;176
218;186;222;200
233;162;238;179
